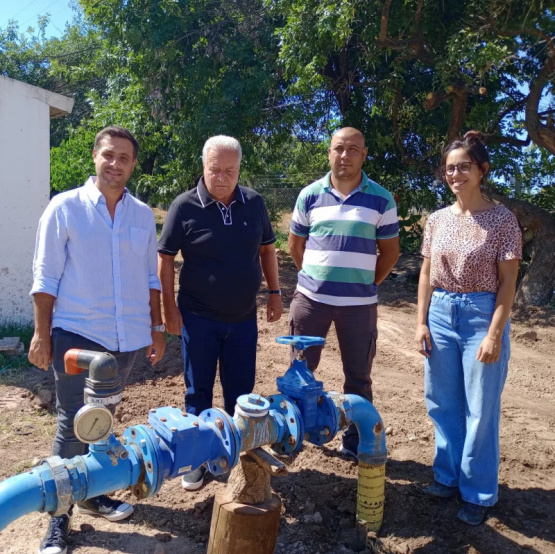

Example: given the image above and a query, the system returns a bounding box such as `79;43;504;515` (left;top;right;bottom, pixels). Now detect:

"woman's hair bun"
463;130;484;142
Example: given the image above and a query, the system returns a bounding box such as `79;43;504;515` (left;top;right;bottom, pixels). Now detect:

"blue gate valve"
273;336;338;446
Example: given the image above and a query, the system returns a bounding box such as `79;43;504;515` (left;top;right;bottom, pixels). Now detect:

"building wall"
0;79;60;324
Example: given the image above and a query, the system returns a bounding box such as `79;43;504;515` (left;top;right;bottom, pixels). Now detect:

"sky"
0;0;76;38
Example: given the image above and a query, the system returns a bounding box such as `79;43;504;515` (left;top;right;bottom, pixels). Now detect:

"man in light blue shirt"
29;126;166;554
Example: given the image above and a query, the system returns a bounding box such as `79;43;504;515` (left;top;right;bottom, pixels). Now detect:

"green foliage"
397;204;425;254
273;229;289;251
50;125;96;192
2;0;554;244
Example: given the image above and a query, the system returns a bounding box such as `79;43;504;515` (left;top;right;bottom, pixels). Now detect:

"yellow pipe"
356;461;385;532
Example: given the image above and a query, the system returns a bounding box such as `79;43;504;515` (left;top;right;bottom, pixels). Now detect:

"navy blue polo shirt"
158;178;276;322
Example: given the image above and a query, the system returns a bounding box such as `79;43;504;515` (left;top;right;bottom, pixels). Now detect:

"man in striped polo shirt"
289;127;400;458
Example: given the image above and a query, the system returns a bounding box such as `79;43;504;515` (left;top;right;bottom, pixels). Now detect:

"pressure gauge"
74;404;114;444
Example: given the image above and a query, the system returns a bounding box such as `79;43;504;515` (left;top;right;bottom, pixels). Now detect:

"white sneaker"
181;466;206;491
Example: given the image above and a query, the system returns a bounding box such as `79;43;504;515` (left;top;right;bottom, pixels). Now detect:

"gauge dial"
74;404;114;443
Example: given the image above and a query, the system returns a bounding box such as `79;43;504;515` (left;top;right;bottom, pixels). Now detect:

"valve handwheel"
275;335;326;351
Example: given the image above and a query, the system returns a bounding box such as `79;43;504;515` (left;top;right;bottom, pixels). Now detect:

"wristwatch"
268;290;281;295
151;324;166;332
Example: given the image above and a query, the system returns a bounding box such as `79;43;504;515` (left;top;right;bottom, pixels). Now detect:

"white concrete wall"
0;77;73;325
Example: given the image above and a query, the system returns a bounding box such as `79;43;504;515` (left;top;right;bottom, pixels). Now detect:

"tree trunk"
207;452;281;554
207;492;281;554
491;194;555;306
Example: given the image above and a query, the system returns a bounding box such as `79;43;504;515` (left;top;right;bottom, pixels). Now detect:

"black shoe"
38;513;71;554
77;494;133;522
421;481;459;498
181;466;207;491
457;502;489;526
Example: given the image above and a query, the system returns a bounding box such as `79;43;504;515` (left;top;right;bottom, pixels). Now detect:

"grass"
0;322;34;383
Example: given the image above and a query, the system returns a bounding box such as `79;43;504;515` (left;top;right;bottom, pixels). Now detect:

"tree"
75;0;299;203
270;0;555;304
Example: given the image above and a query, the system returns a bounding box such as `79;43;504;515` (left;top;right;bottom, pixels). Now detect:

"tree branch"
483;134;531;147
376;0;435;65
525;49;555;154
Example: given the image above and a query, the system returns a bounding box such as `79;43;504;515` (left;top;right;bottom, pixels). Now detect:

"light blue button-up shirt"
31;177;161;352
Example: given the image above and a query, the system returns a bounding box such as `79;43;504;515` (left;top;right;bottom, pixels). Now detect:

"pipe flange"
123;425;164;498
42;456;73;516
267;394;304;456
199;408;239;476
305;393;339;446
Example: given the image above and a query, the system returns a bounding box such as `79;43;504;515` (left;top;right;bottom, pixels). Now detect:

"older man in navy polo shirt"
158;135;282;490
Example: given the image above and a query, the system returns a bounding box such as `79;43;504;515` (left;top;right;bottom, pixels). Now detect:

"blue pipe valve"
274;335;338;446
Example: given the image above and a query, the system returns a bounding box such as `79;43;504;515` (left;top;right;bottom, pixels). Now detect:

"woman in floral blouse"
414;130;522;526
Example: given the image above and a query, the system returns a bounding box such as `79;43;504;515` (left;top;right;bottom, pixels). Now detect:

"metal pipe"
0;471;46;530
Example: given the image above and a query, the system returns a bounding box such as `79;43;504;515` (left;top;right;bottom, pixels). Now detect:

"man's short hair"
202;136;242;165
94;126;139;159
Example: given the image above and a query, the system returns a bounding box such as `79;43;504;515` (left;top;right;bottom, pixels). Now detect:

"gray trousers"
51;327;136;458
289;291;378;448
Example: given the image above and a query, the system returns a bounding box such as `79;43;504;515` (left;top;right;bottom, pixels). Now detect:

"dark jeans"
289;291;378;449
180;311;257;416
51;327;136;458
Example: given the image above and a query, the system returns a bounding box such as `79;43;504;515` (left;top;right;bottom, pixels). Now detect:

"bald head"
328;127;368;189
331;127;365;147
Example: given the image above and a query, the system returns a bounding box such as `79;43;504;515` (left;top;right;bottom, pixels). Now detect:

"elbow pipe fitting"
64;349;119;381
64;349;123;410
330;393;386;465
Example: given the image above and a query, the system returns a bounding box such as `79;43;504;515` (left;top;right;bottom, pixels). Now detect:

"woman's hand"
476;336;502;364
415;324;432;357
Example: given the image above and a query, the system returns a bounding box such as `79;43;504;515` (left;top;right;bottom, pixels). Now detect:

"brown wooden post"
207;451;283;554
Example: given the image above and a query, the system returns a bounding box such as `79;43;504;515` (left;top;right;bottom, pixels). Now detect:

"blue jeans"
51;328;137;458
425;290;510;507
180;311;257;416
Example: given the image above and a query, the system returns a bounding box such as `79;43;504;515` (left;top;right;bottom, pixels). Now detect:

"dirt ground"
0;251;554;554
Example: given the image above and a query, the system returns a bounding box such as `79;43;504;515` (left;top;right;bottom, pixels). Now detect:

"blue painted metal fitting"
275;335;336;434
276;335;325;352
304;393;340;446
0;334;389;533
199;408;240;476
329;393;387;465
123;425;167;498
276;359;324;429
145;406;239;480
266;394;304;456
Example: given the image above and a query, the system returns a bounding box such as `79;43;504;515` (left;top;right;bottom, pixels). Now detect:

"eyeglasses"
444;162;477;175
